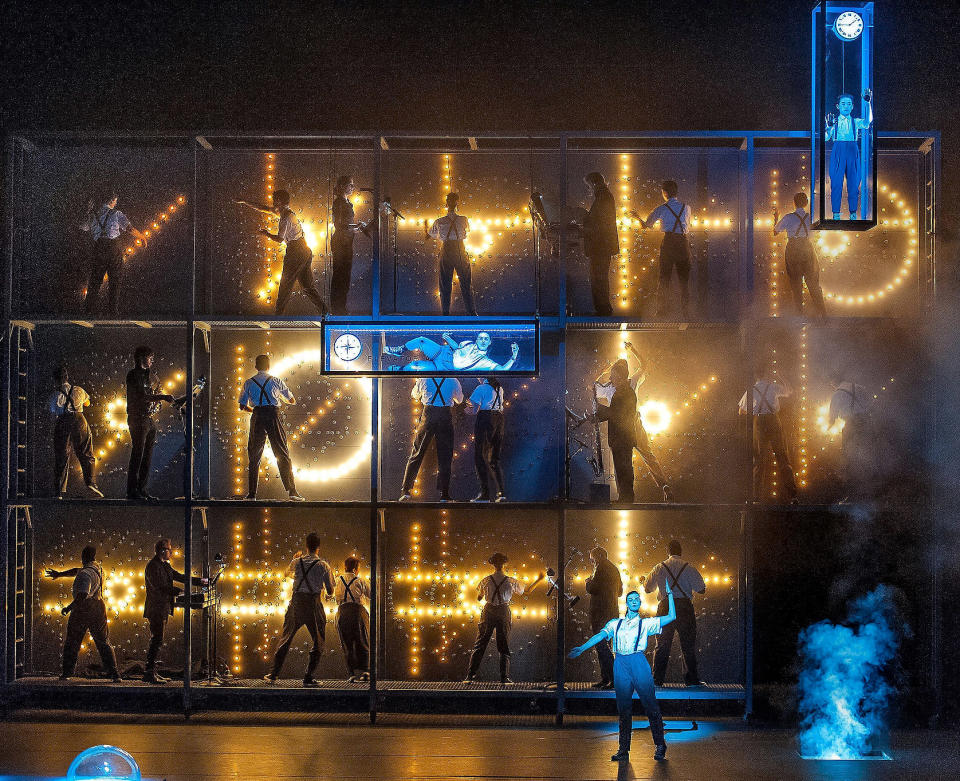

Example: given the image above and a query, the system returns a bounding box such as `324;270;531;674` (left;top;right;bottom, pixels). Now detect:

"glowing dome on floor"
67;745;141;781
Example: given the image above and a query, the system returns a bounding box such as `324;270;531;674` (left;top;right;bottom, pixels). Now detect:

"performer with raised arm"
464;552;525;684
334;555;371;682
468;377;506;502
632;180;692;319
83;190;149;316
125;346;176;502
425;192;477;315
239;354;305;501
235;189;328;315
398;376;463;502
384;331;519;372
569;582;675;762
825;89;873;219
774;193;826;317
49;366;103;498
580;172;619;316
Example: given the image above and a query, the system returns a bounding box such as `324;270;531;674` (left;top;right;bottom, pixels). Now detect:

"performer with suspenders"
265;533;335;687
82;190;149;316
774;193;827;317
239;354;305;501
425;192;478;315
644;540;706;686
398;376;463;502
49;366;103;498
334;556;371;682
45;545;122;682
464;552;525;684
828;375;873;501
467;377;507;502
633;180;693;320
569;583;676;762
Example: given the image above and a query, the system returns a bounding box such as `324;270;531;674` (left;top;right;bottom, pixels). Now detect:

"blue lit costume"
826;98;873;217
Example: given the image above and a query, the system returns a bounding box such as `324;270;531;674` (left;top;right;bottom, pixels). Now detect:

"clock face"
834;11;863;41
333;333;362;362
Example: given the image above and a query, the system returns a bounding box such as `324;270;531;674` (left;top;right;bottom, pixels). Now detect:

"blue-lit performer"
467;377;506;502
774;192;826;317
383;331;519;372
569;583;675;762
632;181;693;319
825;89;873;220
425;192;478;315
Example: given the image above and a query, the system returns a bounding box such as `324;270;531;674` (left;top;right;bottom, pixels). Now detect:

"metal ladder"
10;324;35;499
5;505;32;681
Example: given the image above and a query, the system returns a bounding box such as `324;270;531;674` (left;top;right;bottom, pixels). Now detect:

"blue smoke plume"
797;585;904;759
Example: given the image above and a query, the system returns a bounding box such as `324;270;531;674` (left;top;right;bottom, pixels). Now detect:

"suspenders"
489;575;508;605
428;379;446;407
80;563;103;599
297;558;321;594
839;384;864;417
340;575;360;603
443;215;462;241
59;384;78;414
493;387;503;411
756;382;776;415
613;617;643;654
664;202;686;234
796;212;810;239
662;561;690;599
95;208;114;240
251;376;272;406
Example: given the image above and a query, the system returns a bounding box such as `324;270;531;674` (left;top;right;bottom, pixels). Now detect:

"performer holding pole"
425;192;477;315
464;552;525;684
468;377;506;503
580;172;619;316
49;366;103;498
584;546;622;689
569;583;675;763
83;190;149;316
632;181;692;319
334;555;371;682
126;346;176;502
235;190;328;315
825;89;873;220
773;193;826;317
398;376;463;502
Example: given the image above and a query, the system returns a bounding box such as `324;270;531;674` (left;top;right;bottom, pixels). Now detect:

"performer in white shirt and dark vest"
334;555;371;682
82;191;149;316
49;366;102;498
773;193;826;317
635;180;693;320
825;89;873;219
739;364;798;503
644;540;706;686
468;377;506;502
265;533;335;687
569;584;675;762
239;354;304;501
580;172;619;316
828;376;873;500
46;545;122;682
235;189;328;315
398;377;464;502
464;552;525;684
425;192;478;315
125;346;176;502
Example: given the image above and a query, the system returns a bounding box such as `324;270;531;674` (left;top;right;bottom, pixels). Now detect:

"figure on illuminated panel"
334;555;371;682
425;191;478;315
125;346;177;502
773;192;827;317
49;366;103;499
578;172;619;316
826;89;873;220
383;331;520;372
464;552;525;684
398;377;464;502
584;546;622;689
467;377;507;503
330;175;374;315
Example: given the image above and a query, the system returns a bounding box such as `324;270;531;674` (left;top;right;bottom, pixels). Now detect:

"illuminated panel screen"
323;321;539;377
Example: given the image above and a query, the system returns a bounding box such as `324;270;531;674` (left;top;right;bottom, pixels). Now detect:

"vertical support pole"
928;136;941;724
558;135;568;326
555;506;566;725
742;509;754;720
183;321;195;717
369;342;380;722
372;138;382;320
739;136;755;319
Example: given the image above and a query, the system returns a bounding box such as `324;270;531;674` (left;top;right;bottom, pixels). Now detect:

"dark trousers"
270;592;326;679
634;424;669;490
829;140;860;215
588;253;613;316
657;232;691;318
614;652;665;752
474;410;505;498
611;442;635;504
275;239;326;315
127;414;157;496
653;598;699;685
401;406;454;497
841;414;873;497
62;598;118;677
467;603;512;679
336;601;370;676
591;615;616;684
145;614;167;673
439;242;478;315
84;237;123;316
753;413;797;500
330;237;354;315
785;239;826;317
54;412;96;493
247;406;297;496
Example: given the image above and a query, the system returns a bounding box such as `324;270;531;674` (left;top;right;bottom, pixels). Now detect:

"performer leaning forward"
464;552;524;684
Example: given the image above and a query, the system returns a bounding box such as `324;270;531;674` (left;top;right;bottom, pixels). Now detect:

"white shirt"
829;382;870;423
287;554;333;595
832;113;871;143
469;383;504;411
49;384;89;416
644;556;707;601
334;573;371;607
478;573;524;605
429;214;470;241
72;563;103;599
775;209;812;240
412;377;463;407
239;372;294;408
601;615;662;656
277;209;305;243
644;198;691;234
739;380;788;415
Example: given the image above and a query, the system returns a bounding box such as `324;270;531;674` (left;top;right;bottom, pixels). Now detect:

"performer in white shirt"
632;181;693;319
828;376;874;500
773;192;826;317
739;364;798;503
334;556;371;682
399;377;464;501
825;89;873;219
467;377;507;502
384;331;519;372
569;582;676;762
425;192;477;315
464;552;525;684
49;366;103;498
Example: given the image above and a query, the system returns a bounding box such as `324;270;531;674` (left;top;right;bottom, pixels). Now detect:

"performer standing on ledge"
825;89;873;220
264;533;335;687
46;545;122;682
644;539;706;687
425;192;477;315
569;584;675;762
828;375;873;501
126;346;175;502
591;358;639;504
633;180;692;320
739;362;798;504
239;354;305;501
335;555;371;683
464;552;525;684
330;175;366;315
468;377;506;502
235;190;328;315
49;366;102;498
384;331;519;372
581;172;619;316
143;538;206;684
584;546;623;689
398;376;463;502
83;191;149;316
774;193;826;317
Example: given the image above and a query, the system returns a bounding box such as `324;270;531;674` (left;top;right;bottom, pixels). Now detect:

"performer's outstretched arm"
234;199;275;215
568;629;609;658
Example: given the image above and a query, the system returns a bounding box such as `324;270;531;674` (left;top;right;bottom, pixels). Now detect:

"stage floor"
0;713;957;780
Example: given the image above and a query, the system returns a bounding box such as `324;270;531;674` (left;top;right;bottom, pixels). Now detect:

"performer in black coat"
584;546;623;688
